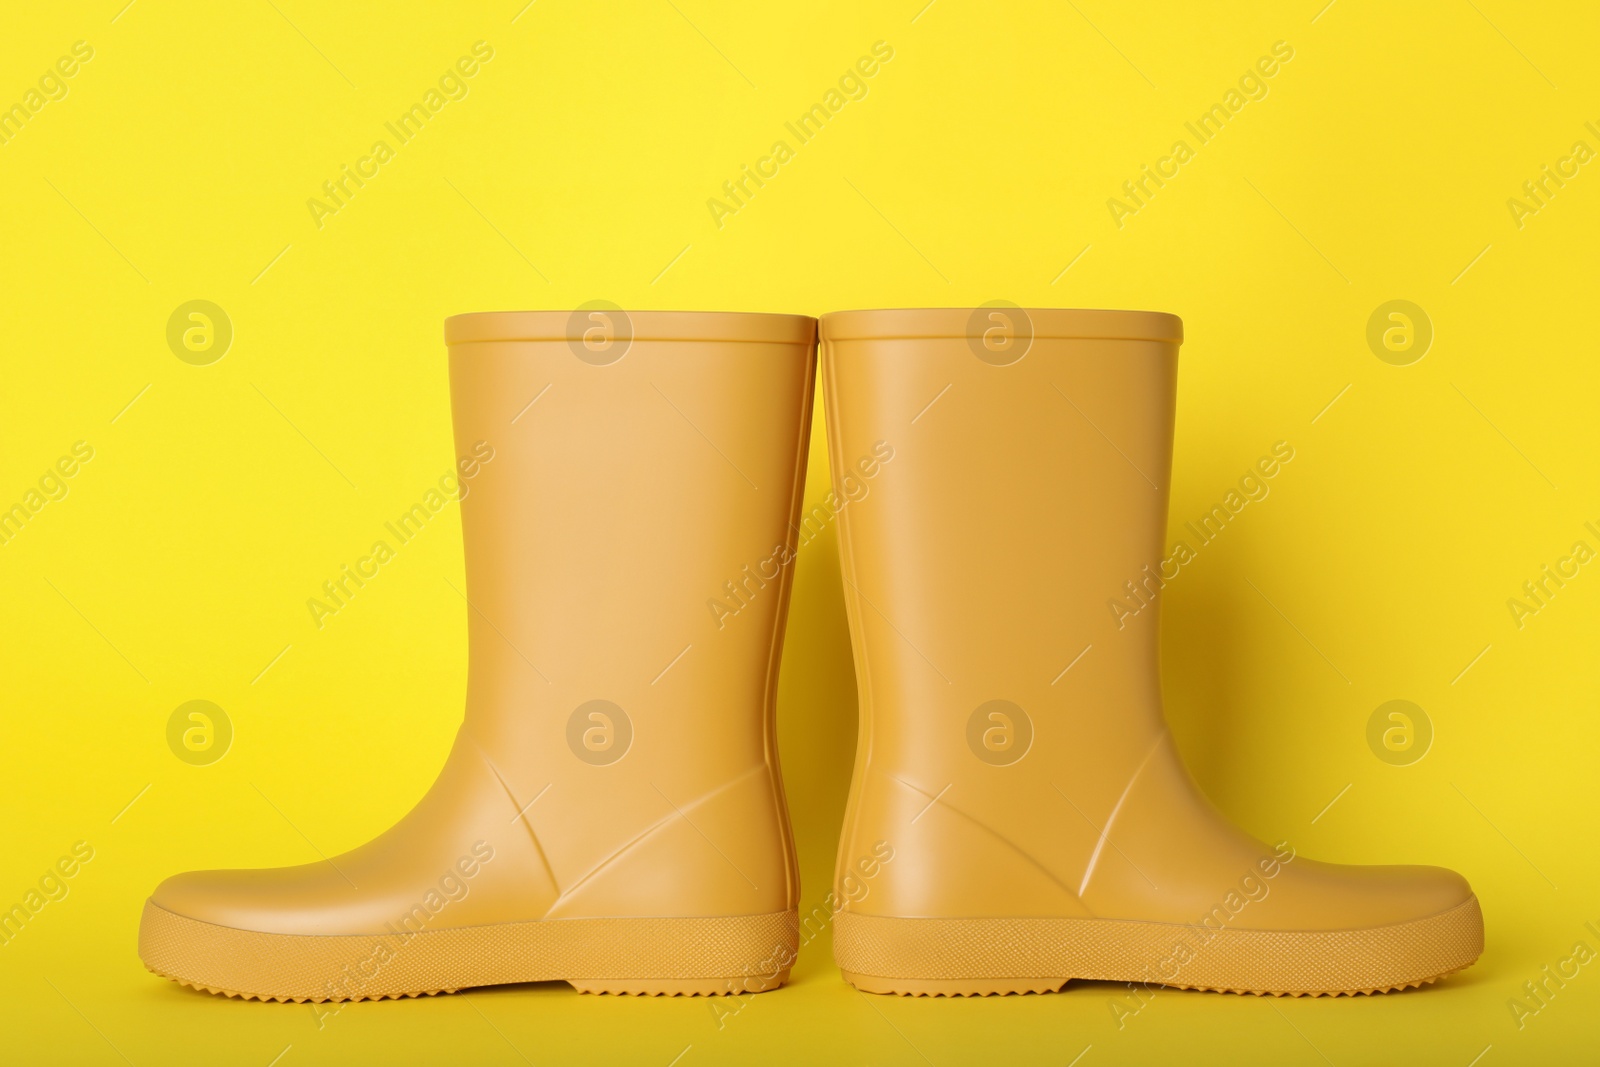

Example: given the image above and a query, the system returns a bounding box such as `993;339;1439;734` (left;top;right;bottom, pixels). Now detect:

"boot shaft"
820;308;1184;915
444;310;817;915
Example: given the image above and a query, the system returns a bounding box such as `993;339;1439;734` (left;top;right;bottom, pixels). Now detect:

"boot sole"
835;895;1483;997
139;901;797;1001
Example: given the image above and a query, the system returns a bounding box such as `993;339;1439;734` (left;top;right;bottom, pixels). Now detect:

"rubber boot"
139;309;817;1000
819;307;1483;997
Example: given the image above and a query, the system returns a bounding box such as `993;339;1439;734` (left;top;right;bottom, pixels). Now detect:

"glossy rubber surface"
139;310;817;1000
819;307;1484;995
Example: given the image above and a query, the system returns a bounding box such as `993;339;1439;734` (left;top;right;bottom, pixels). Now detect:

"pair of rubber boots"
140;308;1483;1001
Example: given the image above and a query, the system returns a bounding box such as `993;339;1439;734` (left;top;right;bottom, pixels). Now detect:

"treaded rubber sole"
834;896;1483;997
139;901;796;1002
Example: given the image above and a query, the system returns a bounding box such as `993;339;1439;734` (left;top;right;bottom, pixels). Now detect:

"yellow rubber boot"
139;310;817;1001
819;307;1483;997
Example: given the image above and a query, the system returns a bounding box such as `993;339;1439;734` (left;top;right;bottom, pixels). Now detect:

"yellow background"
2;0;1597;1063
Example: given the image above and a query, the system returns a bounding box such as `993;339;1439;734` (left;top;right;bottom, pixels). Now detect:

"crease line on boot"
885;771;1086;906
550;763;768;910
1077;728;1166;898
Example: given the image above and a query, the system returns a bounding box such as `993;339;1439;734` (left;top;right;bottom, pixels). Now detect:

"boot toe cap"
148;864;361;934
1270;858;1477;930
